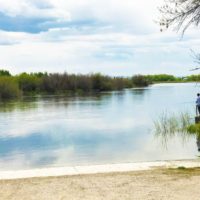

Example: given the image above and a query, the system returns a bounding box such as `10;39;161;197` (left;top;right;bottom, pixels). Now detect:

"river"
0;83;199;170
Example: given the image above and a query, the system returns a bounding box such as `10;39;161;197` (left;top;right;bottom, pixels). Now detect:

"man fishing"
196;93;200;116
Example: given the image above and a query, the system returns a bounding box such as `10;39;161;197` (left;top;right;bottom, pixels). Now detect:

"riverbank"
1;160;200;200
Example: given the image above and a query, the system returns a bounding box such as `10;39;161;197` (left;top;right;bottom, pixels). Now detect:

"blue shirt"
196;97;200;106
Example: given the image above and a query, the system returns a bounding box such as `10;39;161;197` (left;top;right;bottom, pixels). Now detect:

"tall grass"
154;111;192;147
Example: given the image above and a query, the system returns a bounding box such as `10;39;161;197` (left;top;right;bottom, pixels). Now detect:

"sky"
0;0;199;76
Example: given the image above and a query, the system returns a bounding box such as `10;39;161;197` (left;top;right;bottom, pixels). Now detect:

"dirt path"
1;168;200;200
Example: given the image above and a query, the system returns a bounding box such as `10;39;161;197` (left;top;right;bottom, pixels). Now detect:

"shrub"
186;74;200;82
17;73;41;93
187;123;200;138
0;77;20;100
132;75;150;87
76;75;92;92
145;74;177;82
0;69;11;77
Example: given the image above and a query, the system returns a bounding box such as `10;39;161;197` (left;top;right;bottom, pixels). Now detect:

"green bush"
0;77;20;100
17;73;41;93
145;74;177;82
0;69;11;77
187;123;200;138
132;75;150;87
186;74;200;82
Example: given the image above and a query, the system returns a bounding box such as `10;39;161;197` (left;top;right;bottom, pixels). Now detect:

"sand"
1;167;200;200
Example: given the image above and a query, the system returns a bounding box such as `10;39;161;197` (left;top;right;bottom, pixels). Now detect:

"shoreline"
1;82;196;101
1;159;200;180
1;160;200;199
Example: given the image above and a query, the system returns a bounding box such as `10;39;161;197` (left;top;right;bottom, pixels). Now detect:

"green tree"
0;77;20;99
17;73;41;93
132;75;150;87
145;74;177;82
0;69;11;76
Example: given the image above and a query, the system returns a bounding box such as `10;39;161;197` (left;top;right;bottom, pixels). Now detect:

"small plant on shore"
177;166;186;170
187;123;200;139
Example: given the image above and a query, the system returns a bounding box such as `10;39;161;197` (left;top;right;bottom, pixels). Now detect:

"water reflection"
0;93;116;113
0;100;38;113
0;83;199;170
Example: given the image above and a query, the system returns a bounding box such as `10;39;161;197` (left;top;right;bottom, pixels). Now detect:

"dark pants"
197;106;200;115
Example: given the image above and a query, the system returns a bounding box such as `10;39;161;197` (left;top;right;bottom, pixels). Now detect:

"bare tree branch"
159;0;200;66
159;0;200;34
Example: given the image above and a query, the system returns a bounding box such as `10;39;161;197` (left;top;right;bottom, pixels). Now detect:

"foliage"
145;74;179;82
185;74;200;81
30;72;48;78
132;75;151;86
0;69;11;77
0;77;20;100
91;73;108;91
17;73;41;92
187;123;200;138
3;69;200;101
40;73;139;93
5;69;198;100
0;70;153;99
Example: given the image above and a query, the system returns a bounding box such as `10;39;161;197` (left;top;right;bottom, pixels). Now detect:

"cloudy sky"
0;0;199;76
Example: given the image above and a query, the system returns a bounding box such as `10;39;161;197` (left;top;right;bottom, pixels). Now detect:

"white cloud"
0;29;198;76
0;0;70;20
0;0;198;76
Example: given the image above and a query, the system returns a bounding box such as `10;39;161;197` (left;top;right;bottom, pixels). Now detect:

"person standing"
196;93;200;116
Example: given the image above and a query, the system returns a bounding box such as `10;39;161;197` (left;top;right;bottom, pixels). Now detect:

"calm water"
0;83;199;170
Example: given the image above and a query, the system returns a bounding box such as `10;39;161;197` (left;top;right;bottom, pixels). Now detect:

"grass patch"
166;167;200;175
177;166;186;170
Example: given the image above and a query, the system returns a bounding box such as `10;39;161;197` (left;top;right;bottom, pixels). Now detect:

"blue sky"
0;0;199;76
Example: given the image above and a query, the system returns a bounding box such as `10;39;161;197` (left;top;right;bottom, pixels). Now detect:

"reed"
154;111;193;147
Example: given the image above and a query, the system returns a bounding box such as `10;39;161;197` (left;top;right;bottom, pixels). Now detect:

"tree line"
1;69;199;100
0;70;151;100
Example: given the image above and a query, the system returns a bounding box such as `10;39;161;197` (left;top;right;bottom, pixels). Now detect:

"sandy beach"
1;161;200;200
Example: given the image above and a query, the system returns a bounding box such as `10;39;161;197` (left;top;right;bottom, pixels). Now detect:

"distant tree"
145;74;177;82
0;77;20;99
30;72;48;78
17;73;41;92
0;69;11;76
132;75;150;87
91;73;104;91
159;0;200;34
